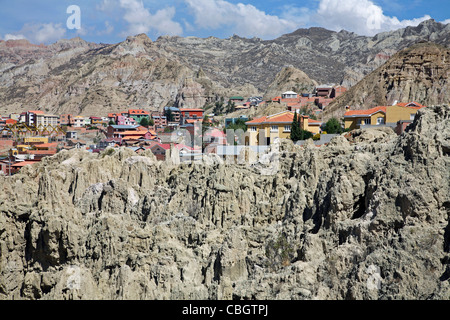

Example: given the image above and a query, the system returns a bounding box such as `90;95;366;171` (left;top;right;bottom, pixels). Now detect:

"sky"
0;0;449;44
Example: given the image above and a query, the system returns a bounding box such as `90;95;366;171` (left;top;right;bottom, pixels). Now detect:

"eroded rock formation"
0;106;449;300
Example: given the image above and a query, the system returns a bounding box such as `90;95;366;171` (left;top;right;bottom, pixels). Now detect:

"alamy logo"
67;5;81;30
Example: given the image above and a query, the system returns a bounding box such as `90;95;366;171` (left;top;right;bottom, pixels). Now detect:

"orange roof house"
245;111;322;145
344;102;427;130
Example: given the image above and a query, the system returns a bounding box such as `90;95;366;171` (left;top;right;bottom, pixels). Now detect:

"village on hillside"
0;83;427;175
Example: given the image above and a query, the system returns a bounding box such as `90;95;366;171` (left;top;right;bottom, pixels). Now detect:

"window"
360;118;370;125
271;125;278;132
284;125;291;132
250;126;257;132
377;117;385;125
410;113;415;120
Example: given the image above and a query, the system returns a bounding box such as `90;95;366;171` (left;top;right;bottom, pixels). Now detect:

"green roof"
230;96;244;100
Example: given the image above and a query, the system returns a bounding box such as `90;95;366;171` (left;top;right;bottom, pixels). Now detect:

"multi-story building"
60;114;74;126
36;114;59;126
73;116;85;128
245;111;322;146
128;109;150;123
164;107;181;123
180;108;204;124
152;112;167;127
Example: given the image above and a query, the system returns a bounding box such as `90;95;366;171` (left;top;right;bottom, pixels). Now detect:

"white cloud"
442;19;450;25
21;23;66;44
119;0;183;37
4;34;27;41
314;0;431;36
3;23;66;44
185;0;301;39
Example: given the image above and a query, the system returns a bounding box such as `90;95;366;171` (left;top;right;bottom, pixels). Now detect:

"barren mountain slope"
0;19;449;116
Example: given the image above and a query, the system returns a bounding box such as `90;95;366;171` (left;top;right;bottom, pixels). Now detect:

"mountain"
0;105;448;299
264;66;318;100
323;42;450;119
0;19;448;116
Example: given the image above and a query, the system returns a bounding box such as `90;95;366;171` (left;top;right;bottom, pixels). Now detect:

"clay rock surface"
0;106;449;300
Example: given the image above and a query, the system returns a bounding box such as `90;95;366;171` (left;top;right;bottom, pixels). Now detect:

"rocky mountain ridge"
0;19;449;116
0;105;448;300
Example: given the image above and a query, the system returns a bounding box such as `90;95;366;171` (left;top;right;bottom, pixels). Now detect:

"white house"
281;91;298;99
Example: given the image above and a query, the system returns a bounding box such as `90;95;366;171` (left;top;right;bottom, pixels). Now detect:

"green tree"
224;118;248;133
165;108;174;122
140;117;150;127
299;129;313;140
290;112;301;141
323;117;343;134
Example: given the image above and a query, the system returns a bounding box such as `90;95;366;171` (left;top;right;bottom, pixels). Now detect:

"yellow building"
24;137;49;144
245;111;322;145
344;102;426;130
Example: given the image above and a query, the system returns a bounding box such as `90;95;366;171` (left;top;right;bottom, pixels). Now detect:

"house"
315;85;333;98
128;109;150;123
73;116;85;128
330;86;347;98
229;96;245;104
107;124;140;138
164;107;181;123
67;139;87;149
344;102;426;130
281;91;298;99
26;149;57;160
99;137;123;149
116;115;137;126
66;131;78;139
9;160;40;175
90;116;103;125
60;114;74;126
245;111;322;146
180;108;204;124
150;143;170;161
21;110;45;126
34;142;59;150
151;112;167;127
344;106;387;130
36;114;59;127
108;113;120;123
24;137;49;145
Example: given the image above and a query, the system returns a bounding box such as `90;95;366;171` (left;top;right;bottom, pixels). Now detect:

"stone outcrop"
0;105;449;300
324;42;450;120
264;66;318;100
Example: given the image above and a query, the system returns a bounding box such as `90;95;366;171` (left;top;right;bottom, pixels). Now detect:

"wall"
385;105;418;124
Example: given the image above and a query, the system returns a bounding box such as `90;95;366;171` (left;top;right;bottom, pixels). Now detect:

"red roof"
28;110;45;114
5;119;17;124
246;111;309;125
35;142;59;149
11;161;40;167
27;150;57;155
180;108;204;112
128;109;149;115
344;106;387;117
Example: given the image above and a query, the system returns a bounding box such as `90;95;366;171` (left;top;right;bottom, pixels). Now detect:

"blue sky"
0;0;449;44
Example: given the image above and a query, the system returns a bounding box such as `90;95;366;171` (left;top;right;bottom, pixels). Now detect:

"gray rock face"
0;106;449;300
